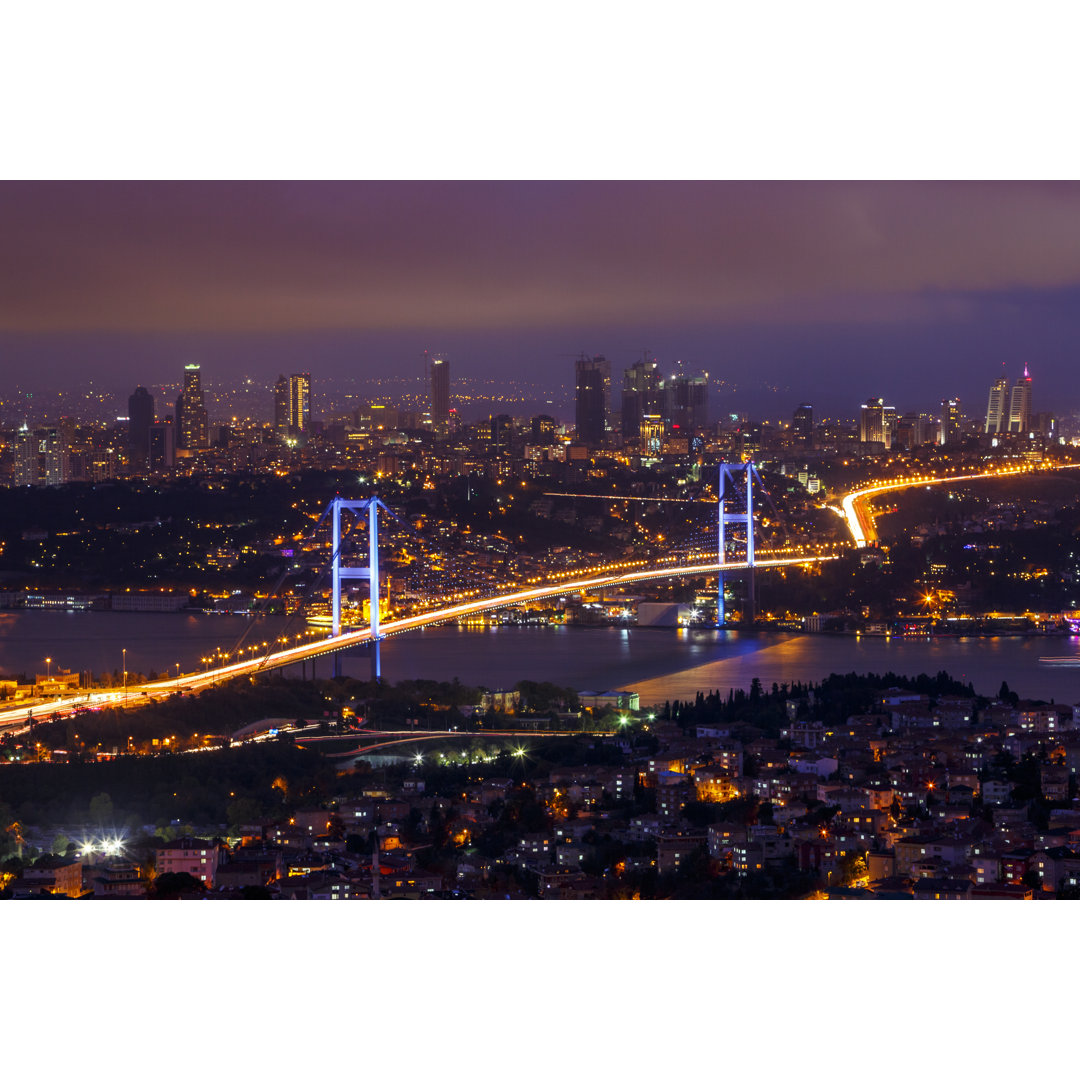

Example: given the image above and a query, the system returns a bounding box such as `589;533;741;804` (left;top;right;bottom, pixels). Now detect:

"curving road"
839;461;1080;547
0;553;834;732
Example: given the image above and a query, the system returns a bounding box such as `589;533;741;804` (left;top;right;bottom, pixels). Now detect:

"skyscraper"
792;403;814;448
274;375;290;440
13;422;35;485
665;370;709;434
575;355;609;446
128;386;154;466
621;358;662;439
149;418;175;472
175;363;209;451
1007;365;1032;433
289;373;311;440
273;373;311;443
939;398;962;445
984;375;1009;434
859;398;889;447
430;355;450;434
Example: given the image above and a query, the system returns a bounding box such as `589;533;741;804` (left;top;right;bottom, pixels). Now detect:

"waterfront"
2;611;1080;706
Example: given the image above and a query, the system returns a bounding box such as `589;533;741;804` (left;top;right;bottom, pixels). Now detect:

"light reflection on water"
1;611;1079;707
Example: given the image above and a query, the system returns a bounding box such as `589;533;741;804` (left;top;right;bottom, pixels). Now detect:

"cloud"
4;181;1080;333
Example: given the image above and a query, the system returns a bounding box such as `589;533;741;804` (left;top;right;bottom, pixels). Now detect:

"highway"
0;552;834;732
838;461;1080;547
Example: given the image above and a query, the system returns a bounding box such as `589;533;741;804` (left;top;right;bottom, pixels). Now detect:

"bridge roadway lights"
328;496;390;681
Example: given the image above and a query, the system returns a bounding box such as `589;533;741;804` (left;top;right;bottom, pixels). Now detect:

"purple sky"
3;181;1080;418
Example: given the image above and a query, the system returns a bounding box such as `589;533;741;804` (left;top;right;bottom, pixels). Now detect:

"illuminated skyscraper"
289;373;311;439
531;414;557;445
859;398;889;447
984;375;1009;434
273;373;312;443
13;422;35;485
939;398;962;445
621;358;662;439
430;355;450;434
175;363;209;451
792;403;814;448
640;413;665;456
1007;365;1032;433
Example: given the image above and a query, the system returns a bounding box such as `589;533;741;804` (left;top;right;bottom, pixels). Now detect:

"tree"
89;793;114;827
226;797;262;837
151;872;207;899
837;851;868;887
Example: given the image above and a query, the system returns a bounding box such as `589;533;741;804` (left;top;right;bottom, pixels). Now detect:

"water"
2;611;1080;706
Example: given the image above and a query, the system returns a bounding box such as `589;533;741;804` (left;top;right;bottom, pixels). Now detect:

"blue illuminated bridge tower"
716;461;764;627
328;496;390;680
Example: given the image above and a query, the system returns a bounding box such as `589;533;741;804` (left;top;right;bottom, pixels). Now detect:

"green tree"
151;871;207;899
226;797;262;837
89;792;114;827
837;851;868;887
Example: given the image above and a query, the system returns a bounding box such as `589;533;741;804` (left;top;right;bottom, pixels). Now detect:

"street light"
45;657;51;686
122;648;127;703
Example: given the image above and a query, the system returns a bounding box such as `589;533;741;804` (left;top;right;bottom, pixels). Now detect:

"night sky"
3;181;1080;418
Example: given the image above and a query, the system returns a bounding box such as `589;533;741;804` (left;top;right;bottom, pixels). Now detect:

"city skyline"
4;183;1080;417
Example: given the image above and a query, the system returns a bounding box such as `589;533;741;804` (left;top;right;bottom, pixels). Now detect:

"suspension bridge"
0;463;836;730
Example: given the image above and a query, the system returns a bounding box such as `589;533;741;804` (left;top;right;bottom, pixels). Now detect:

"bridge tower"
328;496;389;679
717;462;763;627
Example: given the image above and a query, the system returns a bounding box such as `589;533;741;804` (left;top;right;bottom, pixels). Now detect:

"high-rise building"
128;386;154;465
640;414;665;457
792;403;814;448
985;375;1009;434
288;373;311;440
1007;365;1032;434
175;364;209;451
274;375;290;440
575;355;609;446
621;359;662;439
430;355;450;434
149;418;175;472
897;411;934;449
665;370;710;435
13;422;35;485
531;414;557;446
859;398;890;448
273;373;311;443
939;398;962;445
40;428;66;485
12;425;68;486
